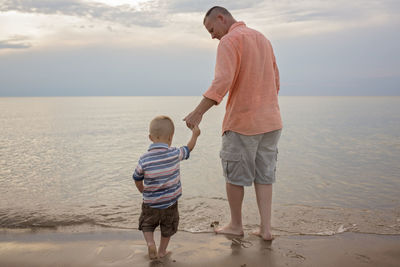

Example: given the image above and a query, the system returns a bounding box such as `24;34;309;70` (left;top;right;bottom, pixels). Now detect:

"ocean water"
0;96;399;236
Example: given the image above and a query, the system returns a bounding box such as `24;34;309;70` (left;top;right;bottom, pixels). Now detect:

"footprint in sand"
355;254;371;263
96;245;105;255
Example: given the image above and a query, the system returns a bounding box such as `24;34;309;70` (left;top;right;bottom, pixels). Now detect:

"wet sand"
0;229;399;267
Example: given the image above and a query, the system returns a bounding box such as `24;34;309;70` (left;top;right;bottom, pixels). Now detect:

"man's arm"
274;60;280;94
184;39;238;129
184;97;216;129
272;48;280;94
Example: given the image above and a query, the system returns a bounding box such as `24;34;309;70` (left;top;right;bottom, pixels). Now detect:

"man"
184;6;282;241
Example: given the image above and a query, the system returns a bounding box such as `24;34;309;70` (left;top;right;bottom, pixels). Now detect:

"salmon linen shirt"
203;22;282;135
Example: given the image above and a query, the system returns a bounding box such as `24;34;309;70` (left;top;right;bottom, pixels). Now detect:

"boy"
132;115;200;259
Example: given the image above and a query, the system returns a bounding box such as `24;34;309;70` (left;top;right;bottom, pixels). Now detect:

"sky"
0;0;399;96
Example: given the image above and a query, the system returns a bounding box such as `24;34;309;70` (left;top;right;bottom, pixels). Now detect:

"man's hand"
183;110;203;129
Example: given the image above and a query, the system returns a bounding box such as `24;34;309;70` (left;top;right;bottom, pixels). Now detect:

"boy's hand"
187;125;200;152
192;125;201;137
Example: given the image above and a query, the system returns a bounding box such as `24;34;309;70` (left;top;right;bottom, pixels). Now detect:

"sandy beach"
0;229;399;267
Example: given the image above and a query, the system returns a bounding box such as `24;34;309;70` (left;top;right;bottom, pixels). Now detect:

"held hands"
183;97;216;129
183;110;203;130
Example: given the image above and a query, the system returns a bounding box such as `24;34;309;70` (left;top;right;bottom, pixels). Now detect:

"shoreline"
2;200;399;236
1;229;399;267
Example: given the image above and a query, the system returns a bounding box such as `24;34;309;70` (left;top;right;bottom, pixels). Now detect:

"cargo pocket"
220;150;243;181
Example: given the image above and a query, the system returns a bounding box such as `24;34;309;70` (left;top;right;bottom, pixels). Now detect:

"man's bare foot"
148;244;158;260
214;224;244;236
250;229;275;241
158;250;171;258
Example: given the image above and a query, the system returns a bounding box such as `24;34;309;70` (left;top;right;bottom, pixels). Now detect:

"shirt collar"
148;143;169;151
228;21;246;33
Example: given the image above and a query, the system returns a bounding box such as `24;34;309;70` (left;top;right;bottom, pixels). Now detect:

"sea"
0;96;399;236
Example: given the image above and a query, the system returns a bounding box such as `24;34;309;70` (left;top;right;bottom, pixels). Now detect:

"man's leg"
253;183;274;240
215;182;244;236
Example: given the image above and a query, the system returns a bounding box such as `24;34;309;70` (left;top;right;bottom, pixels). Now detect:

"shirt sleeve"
132;160;144;181
203;38;239;104
178;146;190;161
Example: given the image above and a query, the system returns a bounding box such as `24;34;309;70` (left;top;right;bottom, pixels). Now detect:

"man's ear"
149;134;153;142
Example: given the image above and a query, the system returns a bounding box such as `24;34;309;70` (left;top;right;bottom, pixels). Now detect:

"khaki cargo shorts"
220;129;282;186
138;202;179;237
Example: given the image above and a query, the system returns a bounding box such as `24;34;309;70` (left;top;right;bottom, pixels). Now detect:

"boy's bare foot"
148;244;158;260
158;250;171;258
250;229;275;241
214;224;244;236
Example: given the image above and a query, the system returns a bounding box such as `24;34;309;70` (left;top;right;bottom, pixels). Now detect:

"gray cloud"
0;0;267;28
265;0;400;24
0;0;164;27
0;36;31;49
163;0;264;13
2;0;399;30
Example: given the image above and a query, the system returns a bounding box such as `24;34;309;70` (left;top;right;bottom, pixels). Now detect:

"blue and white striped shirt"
133;143;190;209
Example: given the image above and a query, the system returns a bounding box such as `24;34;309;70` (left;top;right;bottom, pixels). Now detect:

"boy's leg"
158;235;171;258
143;231;156;246
158;202;179;258
215;182;244;236
143;231;157;259
252;183;274;240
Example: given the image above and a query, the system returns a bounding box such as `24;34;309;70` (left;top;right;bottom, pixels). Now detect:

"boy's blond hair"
149;115;175;139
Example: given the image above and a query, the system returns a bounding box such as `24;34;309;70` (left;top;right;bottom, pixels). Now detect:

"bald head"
203;6;232;24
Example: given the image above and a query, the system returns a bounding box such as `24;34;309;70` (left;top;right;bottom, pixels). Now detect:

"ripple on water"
2;197;398;236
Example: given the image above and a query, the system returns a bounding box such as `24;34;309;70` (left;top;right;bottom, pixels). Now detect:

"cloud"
234;0;400;40
163;0;264;13
0;0;164;27
266;0;399;24
2;0;398;35
0;0;265;29
0;36;32;49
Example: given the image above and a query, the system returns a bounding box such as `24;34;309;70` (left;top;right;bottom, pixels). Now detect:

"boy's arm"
135;180;144;193
187;125;201;152
133;162;144;193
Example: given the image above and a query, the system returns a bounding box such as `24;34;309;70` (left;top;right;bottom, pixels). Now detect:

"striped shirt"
133;143;190;209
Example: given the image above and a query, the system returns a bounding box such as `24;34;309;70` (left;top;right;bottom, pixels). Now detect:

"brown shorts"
138;202;179;237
